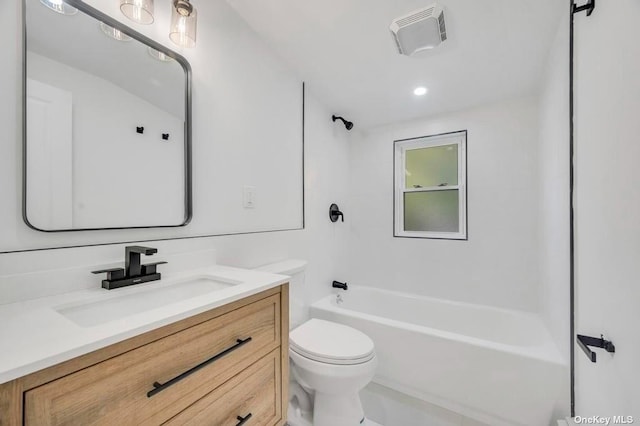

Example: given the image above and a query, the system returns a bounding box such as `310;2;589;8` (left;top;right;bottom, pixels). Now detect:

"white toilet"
255;260;377;426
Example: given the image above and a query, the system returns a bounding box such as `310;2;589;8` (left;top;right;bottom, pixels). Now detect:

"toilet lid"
290;319;375;365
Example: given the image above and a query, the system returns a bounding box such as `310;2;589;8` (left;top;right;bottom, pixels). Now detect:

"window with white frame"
394;131;467;240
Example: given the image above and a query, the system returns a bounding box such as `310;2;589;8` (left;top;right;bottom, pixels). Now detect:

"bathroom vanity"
0;267;289;426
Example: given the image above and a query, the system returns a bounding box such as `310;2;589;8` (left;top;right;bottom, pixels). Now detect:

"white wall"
1;0;303;251
536;13;571;420
537;12;570;363
0;88;349;310
574;0;640;416
347;97;540;312
0;0;350;309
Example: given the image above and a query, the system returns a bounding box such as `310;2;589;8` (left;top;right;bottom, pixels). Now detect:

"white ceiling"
226;0;566;129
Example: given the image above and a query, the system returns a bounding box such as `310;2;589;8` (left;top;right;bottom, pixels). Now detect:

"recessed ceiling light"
413;87;428;96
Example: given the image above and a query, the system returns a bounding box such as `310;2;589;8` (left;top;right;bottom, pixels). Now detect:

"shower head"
332;115;354;131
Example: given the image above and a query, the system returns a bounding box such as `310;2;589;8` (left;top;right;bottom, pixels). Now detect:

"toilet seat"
290;319;375;365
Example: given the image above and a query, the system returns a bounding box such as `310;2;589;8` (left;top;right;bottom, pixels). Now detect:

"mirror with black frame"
23;0;191;231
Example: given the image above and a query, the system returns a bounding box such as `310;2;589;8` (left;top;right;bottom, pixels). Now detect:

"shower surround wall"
347;96;541;313
537;11;570;363
346;92;571;422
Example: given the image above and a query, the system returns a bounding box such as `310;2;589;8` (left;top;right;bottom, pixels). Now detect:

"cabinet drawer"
165;349;281;426
25;294;280;425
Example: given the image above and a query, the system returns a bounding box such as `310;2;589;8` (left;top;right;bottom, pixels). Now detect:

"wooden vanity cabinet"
0;285;289;426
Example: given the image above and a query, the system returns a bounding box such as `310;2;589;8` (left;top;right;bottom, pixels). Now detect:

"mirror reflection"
25;0;189;231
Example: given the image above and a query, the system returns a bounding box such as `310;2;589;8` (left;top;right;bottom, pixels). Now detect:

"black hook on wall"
329;203;344;222
162;133;170;141
136;126;144;134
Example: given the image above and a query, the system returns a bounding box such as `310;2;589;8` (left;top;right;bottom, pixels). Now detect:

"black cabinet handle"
236;413;252;426
147;337;252;398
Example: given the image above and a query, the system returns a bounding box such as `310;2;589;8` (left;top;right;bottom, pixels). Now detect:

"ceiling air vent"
390;3;447;56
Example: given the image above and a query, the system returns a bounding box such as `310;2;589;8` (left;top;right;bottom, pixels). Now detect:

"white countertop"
0;265;288;385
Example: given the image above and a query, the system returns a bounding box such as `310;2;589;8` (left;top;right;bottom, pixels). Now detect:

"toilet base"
287;400;383;426
287;400;313;426
313;391;365;426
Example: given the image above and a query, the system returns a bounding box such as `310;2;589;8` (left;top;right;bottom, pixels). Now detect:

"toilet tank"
254;259;308;329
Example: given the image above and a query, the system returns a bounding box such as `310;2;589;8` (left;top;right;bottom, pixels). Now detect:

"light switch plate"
243;186;256;209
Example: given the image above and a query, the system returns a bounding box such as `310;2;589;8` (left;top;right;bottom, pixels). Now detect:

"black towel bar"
576;334;615;363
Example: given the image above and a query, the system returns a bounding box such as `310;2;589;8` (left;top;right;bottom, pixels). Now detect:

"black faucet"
332;280;348;290
126;246;157;277
92;246;167;290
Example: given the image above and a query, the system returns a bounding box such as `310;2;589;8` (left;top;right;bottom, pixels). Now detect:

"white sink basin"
55;276;239;327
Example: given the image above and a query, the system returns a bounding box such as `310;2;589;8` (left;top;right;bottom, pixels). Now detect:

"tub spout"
332;280;348;290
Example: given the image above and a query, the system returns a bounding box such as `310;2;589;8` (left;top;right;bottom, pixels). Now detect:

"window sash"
394;132;467;240
402;186;460;193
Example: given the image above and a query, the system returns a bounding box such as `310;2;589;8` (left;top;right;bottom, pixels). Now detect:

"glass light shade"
147;47;174;62
99;22;133;42
120;0;154;25
169;2;197;48
40;0;78;15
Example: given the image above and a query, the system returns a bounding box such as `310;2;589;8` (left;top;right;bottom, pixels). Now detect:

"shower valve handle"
329;203;344;222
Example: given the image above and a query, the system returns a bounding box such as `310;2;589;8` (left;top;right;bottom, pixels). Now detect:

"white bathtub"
310;286;568;426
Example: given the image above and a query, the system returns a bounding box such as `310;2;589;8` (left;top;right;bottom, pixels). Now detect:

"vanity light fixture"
413;86;428;96
169;0;197;48
39;0;77;15
120;0;154;25
99;22;133;42
148;47;174;62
